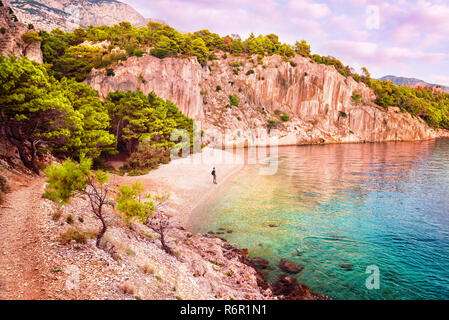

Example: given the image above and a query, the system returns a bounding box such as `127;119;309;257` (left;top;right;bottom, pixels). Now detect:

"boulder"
278;258;303;274
250;257;273;270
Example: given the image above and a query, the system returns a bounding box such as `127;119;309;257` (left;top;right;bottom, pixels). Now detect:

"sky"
121;0;449;85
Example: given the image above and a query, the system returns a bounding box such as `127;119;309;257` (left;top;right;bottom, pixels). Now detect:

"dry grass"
121;282;135;295
140;264;155;275
59;228;93;244
52;208;62;221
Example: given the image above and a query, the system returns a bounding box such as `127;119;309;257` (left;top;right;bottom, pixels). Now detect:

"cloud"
430;74;449;87
122;0;449;79
287;0;331;19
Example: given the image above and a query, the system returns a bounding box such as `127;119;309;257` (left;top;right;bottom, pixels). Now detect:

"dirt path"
0;177;47;300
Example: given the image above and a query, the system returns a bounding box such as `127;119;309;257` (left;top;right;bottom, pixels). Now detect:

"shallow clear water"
188;139;449;300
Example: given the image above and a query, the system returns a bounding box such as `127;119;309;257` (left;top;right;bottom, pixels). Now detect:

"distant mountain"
380;75;449;93
0;0;42;62
8;0;164;32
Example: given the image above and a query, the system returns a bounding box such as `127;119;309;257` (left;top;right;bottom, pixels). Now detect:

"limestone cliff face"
86;53;449;147
0;2;43;63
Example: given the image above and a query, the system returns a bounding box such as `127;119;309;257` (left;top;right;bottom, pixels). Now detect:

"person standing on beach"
211;167;217;184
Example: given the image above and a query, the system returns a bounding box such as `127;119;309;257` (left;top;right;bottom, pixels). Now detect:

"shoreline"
114;137;449;226
115;147;245;226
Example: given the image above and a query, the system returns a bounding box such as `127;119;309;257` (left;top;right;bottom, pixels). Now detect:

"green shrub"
21;31;42;44
267;119;278;130
66;215;74;224
290;61;297;67
339;111;348;118
351;91;362;103
281;114;290;121
125;141;170;172
229;94;239;106
0;27;6;35
106;68;115;77
139;74;147;83
216;85;222;92
246;70;255;76
230;62;242;68
274;109;282;116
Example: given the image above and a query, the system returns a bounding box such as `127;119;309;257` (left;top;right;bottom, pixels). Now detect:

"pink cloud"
121;0;449;80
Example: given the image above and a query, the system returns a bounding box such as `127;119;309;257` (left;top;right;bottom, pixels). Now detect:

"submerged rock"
272;274;324;300
339;262;354;271
250;257;274;270
278;258;304;274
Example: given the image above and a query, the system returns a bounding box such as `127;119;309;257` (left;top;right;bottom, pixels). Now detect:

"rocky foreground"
0;164;324;300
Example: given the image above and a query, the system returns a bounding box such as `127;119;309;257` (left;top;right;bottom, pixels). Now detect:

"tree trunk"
115;118;122;150
158;225;173;255
9;138;40;175
96;217;107;248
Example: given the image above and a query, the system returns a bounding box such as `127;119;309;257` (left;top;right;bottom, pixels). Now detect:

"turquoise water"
188;139;449;300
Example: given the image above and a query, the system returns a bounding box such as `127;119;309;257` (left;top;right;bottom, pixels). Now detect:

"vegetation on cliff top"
37;21;449;130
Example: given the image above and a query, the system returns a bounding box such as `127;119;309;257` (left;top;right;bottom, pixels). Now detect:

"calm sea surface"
188;139;449;300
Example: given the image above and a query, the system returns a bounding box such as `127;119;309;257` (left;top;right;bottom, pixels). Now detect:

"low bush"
281;114;290;121
229;94;239;107
125;142;170;172
230;62;242;68
66;215;74;224
106;68;115;77
351;91;362;103
59;228;92;244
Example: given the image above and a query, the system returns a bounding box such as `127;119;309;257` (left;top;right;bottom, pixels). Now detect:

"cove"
187;139;449;300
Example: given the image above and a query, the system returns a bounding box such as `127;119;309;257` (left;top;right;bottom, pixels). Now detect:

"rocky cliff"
9;0;163;32
86;53;449;147
0;1;42;62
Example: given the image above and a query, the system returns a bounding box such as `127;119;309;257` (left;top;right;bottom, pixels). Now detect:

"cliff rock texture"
0;1;42;62
9;0;164;32
86;53;449;147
